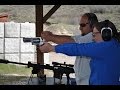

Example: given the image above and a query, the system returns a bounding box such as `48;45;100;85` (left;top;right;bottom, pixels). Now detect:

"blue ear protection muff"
101;27;113;41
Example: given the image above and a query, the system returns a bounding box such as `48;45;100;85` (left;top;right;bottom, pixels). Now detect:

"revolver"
23;37;45;46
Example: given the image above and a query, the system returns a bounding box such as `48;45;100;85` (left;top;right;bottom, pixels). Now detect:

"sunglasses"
80;23;89;27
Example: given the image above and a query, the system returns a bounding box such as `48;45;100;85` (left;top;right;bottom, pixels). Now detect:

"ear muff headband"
101;27;113;37
101;27;113;41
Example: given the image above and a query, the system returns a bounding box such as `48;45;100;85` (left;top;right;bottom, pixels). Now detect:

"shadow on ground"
0;74;76;85
0;74;31;85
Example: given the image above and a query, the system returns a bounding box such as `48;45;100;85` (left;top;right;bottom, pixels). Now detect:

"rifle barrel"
0;59;75;74
0;59;28;65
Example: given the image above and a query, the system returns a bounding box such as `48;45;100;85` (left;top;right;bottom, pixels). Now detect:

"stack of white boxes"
0;21;49;64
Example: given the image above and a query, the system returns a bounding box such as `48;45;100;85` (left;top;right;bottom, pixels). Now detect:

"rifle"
0;59;74;85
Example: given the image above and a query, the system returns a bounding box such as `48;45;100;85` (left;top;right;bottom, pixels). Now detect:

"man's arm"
41;31;75;44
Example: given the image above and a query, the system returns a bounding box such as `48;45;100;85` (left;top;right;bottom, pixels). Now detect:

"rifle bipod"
27;69;46;85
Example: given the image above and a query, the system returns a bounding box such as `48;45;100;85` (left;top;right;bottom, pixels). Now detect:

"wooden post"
35;5;61;84
35;5;44;75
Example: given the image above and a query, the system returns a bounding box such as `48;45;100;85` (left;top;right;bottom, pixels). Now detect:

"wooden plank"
43;5;61;23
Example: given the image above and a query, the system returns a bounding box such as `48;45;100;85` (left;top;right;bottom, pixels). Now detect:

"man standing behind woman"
41;13;98;85
40;20;120;85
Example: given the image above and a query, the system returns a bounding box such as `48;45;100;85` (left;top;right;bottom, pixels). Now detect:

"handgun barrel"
23;37;32;42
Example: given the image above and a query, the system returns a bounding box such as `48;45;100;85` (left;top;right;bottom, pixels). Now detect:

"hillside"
0;5;120;29
0;5;120;21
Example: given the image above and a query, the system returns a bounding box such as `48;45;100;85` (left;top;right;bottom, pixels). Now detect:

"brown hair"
94;20;120;42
